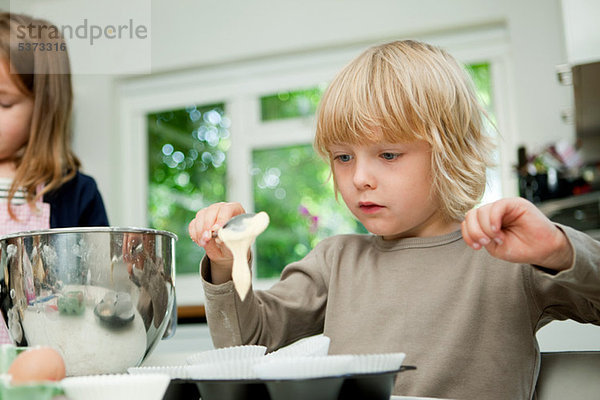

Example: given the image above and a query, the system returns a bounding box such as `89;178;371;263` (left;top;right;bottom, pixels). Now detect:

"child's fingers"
463;208;489;249
487;200;505;234
189;205;221;246
213;202;246;231
488;200;514;245
188;217;208;246
189;202;247;247
472;205;497;244
461;220;476;248
188;220;198;243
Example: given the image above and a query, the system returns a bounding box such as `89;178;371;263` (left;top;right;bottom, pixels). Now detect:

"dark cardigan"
43;172;109;228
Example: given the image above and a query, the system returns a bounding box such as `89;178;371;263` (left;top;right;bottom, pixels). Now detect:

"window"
147;104;229;274
465;62;503;204
467;63;493;111
252;144;365;278
260;86;326;121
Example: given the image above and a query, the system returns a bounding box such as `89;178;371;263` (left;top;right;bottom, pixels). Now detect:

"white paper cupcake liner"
61;373;170;400
127;365;189;379
253;355;353;380
265;335;330;359
186;345;267;365
187;358;264;380
347;352;406;374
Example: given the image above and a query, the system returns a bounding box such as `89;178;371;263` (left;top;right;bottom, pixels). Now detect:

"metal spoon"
211;213;256;237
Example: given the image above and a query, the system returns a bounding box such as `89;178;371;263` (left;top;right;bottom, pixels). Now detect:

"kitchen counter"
142;323;214;367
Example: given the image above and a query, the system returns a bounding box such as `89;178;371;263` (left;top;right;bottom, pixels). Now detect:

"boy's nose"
352;160;376;189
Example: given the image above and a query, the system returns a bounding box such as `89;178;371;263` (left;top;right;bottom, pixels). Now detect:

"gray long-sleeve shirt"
201;226;600;399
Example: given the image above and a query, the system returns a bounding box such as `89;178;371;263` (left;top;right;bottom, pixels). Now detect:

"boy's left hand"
461;197;574;271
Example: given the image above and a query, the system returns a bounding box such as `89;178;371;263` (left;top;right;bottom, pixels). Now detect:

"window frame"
116;26;516;306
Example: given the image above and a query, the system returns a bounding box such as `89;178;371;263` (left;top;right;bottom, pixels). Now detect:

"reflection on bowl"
22;285;146;376
0;227;177;376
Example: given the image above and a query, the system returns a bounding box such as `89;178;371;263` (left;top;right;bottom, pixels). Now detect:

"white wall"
561;0;600;64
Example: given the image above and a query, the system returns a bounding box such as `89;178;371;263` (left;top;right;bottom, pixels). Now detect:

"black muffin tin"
162;365;415;400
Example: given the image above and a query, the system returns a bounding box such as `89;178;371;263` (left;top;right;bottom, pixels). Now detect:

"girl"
0;13;109;343
189;40;600;399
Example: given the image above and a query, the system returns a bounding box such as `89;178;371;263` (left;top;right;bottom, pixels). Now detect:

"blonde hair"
314;40;495;221
0;12;80;220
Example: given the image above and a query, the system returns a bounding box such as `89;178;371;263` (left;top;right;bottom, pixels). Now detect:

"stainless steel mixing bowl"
0;227;177;376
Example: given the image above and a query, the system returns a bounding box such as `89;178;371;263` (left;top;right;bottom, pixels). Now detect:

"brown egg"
7;346;66;384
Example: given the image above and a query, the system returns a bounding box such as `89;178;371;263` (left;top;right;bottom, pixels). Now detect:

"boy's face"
329;136;460;239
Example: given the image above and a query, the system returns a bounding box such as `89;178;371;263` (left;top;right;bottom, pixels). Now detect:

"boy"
189;40;600;399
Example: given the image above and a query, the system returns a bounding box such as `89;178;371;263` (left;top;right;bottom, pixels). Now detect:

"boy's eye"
0;103;13;109
334;154;352;162
381;152;400;160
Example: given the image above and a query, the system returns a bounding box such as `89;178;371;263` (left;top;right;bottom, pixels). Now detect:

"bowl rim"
0;226;178;241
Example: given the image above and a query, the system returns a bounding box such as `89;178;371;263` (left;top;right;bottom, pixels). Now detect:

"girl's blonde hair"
0;12;80;219
314;40;495;221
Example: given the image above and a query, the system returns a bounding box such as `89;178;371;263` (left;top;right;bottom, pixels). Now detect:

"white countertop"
143;323;214;367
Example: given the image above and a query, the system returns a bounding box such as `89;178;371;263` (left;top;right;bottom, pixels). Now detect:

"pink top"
0;179;50;344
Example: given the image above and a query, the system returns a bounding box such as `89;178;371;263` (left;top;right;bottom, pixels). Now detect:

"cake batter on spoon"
215;212;269;300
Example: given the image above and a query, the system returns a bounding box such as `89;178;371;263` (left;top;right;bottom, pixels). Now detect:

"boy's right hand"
188;202;247;281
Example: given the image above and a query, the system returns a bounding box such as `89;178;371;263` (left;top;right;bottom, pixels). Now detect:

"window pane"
260;85;326;121
465;62;502;204
466;63;494;117
252;144;366;278
147;104;229;274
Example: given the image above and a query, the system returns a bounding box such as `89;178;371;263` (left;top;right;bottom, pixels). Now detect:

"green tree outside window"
252;145;366;278
147;104;229;274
